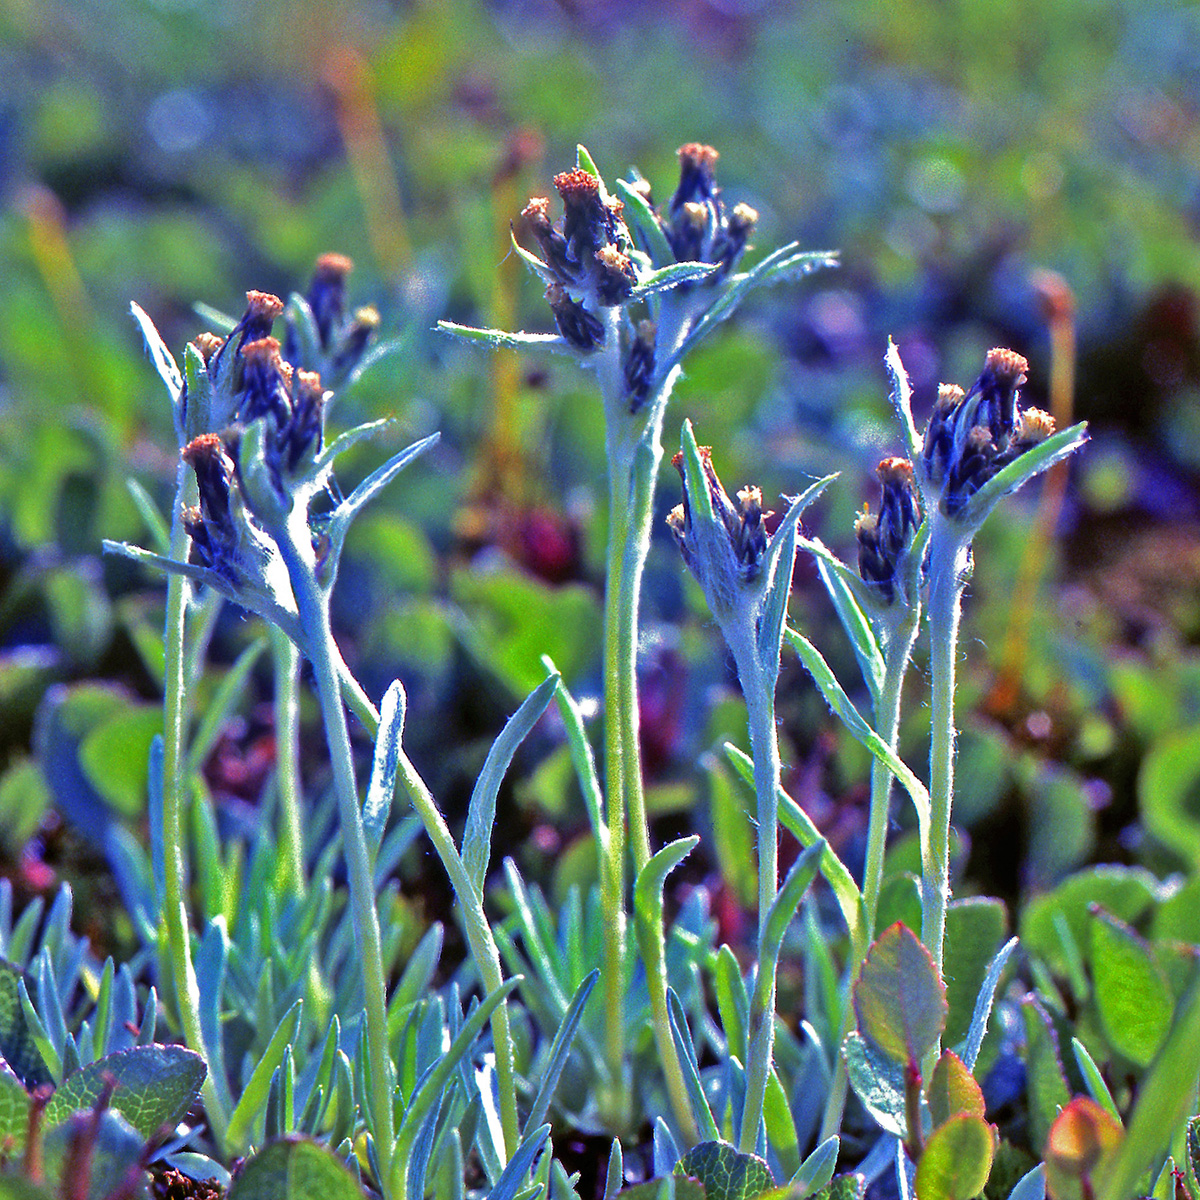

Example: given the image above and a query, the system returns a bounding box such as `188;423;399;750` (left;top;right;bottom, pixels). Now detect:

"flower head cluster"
520;170;638;351
922;348;1056;517
178;289;336;600
855;457;921;604
651;142;759;283
283;252;380;384
667;444;772;615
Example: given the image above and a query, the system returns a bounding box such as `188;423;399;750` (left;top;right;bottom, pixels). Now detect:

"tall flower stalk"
443;143;834;1135
668;422;831;1151
113;279;432;1188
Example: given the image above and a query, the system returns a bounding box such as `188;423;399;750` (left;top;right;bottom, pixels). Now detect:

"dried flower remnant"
922;348;1055;516
856;457;921;604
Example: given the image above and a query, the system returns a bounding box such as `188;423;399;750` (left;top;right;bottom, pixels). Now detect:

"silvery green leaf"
654;1117;680;1177
672;242;836;365
328;432;440;540
956;422;1088;533
541;656;605;846
629;260;720;301
285;291;321;367
485;1123;550;1200
756;475;836;675
196;917;232;1116
785;626;931;845
602;1141;623;1200
667;988;720;1143
225;999;303;1152
364;680;406;857
130;302;183;435
438;319;573;355
723;742;866;954
192;300;238;332
576;145;601;177
791;1135;839;1193
523;969;599;1137
1007;1165;1046;1200
614;178;675;268
959;936;1017;1072
463;674;559;895
884;340;924;485
816;557;884;706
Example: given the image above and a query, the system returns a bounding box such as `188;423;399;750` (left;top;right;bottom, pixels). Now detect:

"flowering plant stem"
597;301;693;1137
275;513;395;1188
335;677;523;1163
820;611;919;1142
269;624;306;897
721;620;781;1154
922;524;968;989
161;459;228;1148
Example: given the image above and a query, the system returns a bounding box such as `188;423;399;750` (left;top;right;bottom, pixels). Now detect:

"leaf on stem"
129;301;183;409
629;260;721;301
884;340;923;491
913;1114;996;1200
958;936;1017;1073
522;969;599;1137
364;680;406;858
722;742;866;955
437;320;574;355
956;422;1088;533
814;557;884;706
784;628;931;843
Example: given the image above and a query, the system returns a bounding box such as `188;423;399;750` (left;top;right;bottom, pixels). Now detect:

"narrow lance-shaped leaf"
330;432;441;539
1072;1038;1122;1125
957;422;1089;534
755;476;837;677
364;681;406;858
791;1135;839;1194
484;1123;550;1200
629;260;721;301
723;742;866;955
523;969;599;1137
541;656;605;848
959;936;1017;1072
815;557;884;706
785;627;931;846
884;340;923;494
225;1000;304;1152
437;321;574;355
614;178;676;268
315;417;395;474
130;302;183;435
667;988;721;1143
463;675;559;894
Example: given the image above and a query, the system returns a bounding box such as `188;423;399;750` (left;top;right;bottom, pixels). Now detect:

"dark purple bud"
308;252;354;348
624;319;656;413
545;283;605;352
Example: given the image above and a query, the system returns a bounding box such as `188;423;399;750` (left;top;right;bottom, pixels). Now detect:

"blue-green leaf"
364;681;406;857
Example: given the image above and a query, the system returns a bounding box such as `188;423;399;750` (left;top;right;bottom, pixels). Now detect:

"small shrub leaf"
1044;1098;1122;1200
926;1051;985;1127
809;1177;867;1200
853;923;947;1064
1089;908;1173;1067
842;1031;907;1137
914;1114;995;1200
942;898;1006;1050
675;1141;774;1200
0;961;50;1088
1021;999;1071;1154
227;1135;369;1199
45;1043;206;1140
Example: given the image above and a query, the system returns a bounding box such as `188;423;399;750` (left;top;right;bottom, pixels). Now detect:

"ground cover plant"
0;134;1192;1200
4;4;1200;1199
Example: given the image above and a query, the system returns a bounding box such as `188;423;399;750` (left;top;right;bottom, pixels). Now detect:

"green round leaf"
1090;910;1173;1067
854;923;947;1063
675;1141;774;1200
78;704;162;817
914;1114;995;1200
227;1137;368;1200
927;1051;985;1128
1139;726;1200;863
